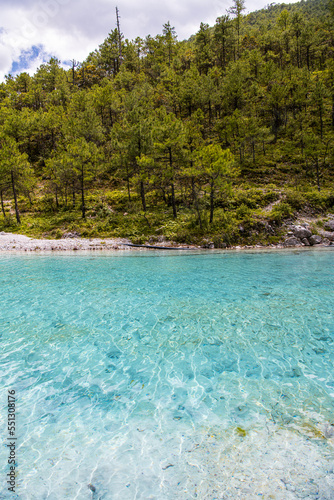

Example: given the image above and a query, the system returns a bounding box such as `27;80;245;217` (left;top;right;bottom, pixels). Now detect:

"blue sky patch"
10;44;44;74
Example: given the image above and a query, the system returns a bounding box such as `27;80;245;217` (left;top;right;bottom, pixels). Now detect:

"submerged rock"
322;423;334;439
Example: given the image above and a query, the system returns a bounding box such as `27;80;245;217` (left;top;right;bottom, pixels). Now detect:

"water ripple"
0;250;333;499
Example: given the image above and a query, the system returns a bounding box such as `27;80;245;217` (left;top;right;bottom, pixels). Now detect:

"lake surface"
0;250;334;499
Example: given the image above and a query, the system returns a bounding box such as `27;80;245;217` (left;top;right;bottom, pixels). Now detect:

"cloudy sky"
0;0;297;81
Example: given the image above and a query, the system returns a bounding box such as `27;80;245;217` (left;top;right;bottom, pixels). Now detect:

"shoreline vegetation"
1;219;333;252
1;0;334;246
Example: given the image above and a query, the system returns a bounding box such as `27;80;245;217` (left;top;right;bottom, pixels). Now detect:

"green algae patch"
236;427;247;437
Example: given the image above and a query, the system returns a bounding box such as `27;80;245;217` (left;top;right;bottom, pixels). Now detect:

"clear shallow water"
0;250;334;499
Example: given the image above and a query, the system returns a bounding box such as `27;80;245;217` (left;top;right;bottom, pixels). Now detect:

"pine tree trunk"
81;165;85;219
316;158;321;192
192;177;202;229
161;187;168;206
1;190;6;218
140;181;146;211
222;39;226;69
171;182;177;218
127;177;131;202
210;180;214;224
55;185;59;209
237;21;240;59
11;171;21;224
169;148;177;218
126;164;131;201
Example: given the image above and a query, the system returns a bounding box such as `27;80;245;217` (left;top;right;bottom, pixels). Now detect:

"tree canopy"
0;0;333;245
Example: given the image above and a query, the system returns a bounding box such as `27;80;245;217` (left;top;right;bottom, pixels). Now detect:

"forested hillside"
0;0;333;245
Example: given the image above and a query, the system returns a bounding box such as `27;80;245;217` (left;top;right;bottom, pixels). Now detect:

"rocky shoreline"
1;220;334;253
280;220;334;248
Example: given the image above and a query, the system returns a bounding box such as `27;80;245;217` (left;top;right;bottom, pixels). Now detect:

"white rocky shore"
0;232;134;252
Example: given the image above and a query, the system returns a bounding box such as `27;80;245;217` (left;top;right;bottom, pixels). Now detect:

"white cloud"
0;41;12;73
0;0;298;81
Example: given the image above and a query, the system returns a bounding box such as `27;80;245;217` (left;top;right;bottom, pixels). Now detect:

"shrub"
284;190;306;211
236;203;253;219
269;202;293;222
230;188;279;210
0;215;17;229
304;191;330;211
104;190;137;208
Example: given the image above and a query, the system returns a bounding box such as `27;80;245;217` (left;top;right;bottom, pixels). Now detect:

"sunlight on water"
0;250;334;499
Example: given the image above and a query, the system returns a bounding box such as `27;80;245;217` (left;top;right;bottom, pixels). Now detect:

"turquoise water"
0;250;334;499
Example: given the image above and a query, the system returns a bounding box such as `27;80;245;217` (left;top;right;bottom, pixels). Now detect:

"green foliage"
0;0;334;244
269;202;294;222
231;188;279;209
104;190;139;208
236;203;253;218
304;190;334;211
283;188;334;212
283;190;306;210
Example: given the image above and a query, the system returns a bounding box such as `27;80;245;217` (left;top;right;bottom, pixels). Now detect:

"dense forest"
0;0;334;245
